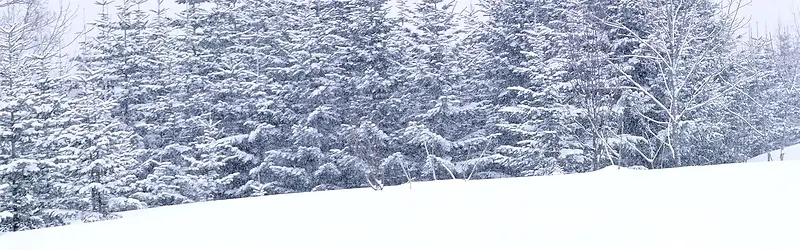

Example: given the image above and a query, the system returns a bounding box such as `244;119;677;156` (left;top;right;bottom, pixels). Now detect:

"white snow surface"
1;161;799;250
748;143;800;162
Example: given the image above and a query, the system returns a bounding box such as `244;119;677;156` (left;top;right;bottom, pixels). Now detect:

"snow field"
0;162;798;250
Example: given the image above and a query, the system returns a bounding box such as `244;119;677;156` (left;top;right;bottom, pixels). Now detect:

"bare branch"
608;59;674;120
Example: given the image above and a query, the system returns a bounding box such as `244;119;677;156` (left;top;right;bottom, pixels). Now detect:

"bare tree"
603;0;751;168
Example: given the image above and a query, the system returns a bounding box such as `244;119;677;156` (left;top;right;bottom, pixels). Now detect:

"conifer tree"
0;0;77;231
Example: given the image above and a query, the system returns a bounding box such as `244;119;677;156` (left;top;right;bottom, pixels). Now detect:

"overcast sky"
748;0;800;35
47;0;799;53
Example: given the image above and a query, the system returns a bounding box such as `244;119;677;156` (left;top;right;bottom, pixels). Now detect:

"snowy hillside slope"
1;163;799;250
748;143;800;162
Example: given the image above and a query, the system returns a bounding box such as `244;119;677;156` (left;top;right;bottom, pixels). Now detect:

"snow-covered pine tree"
340;120;391;189
477;0;566;176
83;0;154;129
498;0;643;174
581;0;654;169
766;25;800;155
57;0;148;218
477;0;540;100
52;80;142;221
0;0;77;231
0;183;9;223
131;0;249;201
334;0;395;122
425;6;509;179
393;0;462;181
365;0;504;182
128;0;178;151
495;0;588;176
323;0;424;189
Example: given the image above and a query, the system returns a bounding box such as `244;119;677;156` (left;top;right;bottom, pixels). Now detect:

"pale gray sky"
47;0;799;53
748;0;800;36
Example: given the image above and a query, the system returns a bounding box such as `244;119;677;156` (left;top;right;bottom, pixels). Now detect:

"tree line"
1;0;798;231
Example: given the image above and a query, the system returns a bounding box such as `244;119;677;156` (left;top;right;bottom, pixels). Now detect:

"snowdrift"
748;143;800;162
1;162;799;250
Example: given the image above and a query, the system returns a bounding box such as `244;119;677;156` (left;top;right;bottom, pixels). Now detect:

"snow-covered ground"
747;143;800;162
1;162;799;250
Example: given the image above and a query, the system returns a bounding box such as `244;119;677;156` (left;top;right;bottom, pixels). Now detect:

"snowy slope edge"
0;161;798;250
